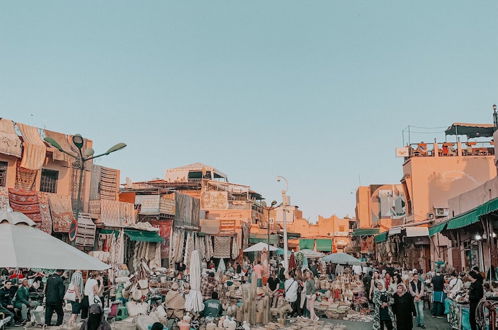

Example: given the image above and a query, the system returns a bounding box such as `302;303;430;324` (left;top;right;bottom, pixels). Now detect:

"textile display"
119;201;135;226
231;235;239;259
200;191;228;209
0;187;9;211
89;165;102;201
170;229;185;264
37;192;52;234
75;213;96;248
185;250;204;313
360;236;374;254
48;194;74;233
213;236;231;259
0;119;22;158
71;167;87;206
205;236;213;261
160;194;175;215
15;162;38;191
149;220;172;259
99;166;120;200
136;195;160;215
88;200;101;216
44;130;73;162
174;193;200;229
100;199;121;227
8;188;41;223
183;232;195;268
17;123;46;170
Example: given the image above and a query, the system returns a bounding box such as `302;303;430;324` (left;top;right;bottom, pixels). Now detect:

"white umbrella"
298;249;324;259
185;250;204;313
321;252;361;265
0;211;109;270
243;242;279;253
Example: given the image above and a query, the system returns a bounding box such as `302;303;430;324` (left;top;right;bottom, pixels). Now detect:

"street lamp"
267;200;278;252
44;135;126;239
493;104;497;131
276;176;289;271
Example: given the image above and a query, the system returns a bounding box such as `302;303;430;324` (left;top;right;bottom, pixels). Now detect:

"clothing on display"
48;194;74;233
17;123;46;171
9;188;41;223
0;119;22;158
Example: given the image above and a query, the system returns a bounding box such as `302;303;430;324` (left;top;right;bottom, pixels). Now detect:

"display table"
446;298;470;330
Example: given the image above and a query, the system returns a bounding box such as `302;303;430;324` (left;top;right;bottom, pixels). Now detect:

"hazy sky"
1;1;497;220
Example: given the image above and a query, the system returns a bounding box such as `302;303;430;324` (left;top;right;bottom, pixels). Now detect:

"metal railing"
407;141;495;158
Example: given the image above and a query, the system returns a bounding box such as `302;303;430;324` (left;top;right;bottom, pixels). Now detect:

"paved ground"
323;310;449;329
7;310;450;329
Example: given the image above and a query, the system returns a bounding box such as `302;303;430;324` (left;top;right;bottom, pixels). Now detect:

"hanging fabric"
0;187;9;211
0;119;22;158
213;236;231;259
9;188;41;223
15;162;37;191
17;123;46;171
44;130;73;163
48;194;74;233
37;192;52;234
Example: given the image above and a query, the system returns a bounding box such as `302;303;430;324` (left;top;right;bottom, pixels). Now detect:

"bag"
92;295;102;305
64;284;77;302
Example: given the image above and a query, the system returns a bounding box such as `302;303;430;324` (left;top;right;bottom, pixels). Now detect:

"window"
0;161;7;187
339;225;345;232
40;169;59;193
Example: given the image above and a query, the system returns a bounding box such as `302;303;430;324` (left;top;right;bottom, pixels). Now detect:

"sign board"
395;147;409;157
68;217;78;241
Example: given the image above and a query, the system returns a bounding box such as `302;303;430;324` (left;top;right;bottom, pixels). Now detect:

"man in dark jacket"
0;281;15;326
44;270;65;326
431;271;445;317
469;271;484;330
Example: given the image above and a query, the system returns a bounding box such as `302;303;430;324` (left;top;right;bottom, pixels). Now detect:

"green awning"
299;239;315;250
429;221;448;236
124;230;164;243
352;228;380;237
446;198;498;230
315;239;332;252
249;236;278;245
100;229;119;237
374;232;388;243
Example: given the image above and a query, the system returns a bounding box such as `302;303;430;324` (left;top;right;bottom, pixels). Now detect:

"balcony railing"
406;141;494;158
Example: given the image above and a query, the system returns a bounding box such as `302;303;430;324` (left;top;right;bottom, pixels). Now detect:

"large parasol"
0;211;109;270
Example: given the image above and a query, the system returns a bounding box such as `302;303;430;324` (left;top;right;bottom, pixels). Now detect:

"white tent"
243;242;280;253
0;211;109;270
185;250;204;313
298;249;324;259
321;253;361;265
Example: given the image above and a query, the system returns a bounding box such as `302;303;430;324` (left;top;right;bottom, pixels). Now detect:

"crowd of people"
0;258;496;330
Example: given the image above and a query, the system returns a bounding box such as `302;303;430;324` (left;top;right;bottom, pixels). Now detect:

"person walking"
431;271;445;317
409;273;425;328
468;271;484;330
304;270;318;321
44;270;65;326
81;272;103;319
370;271;380;301
373;281;395;330
393;283;416;330
284;271;299;316
68;270;84;325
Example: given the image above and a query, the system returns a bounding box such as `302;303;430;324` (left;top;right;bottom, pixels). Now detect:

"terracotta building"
375;123;496;271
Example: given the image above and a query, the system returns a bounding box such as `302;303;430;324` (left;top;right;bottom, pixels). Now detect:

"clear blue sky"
1;1;497;220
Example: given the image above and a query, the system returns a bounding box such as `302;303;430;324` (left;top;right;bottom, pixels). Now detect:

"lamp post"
44;135;126;238
493;104;498;131
276;176;289;272
266;200;278;252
